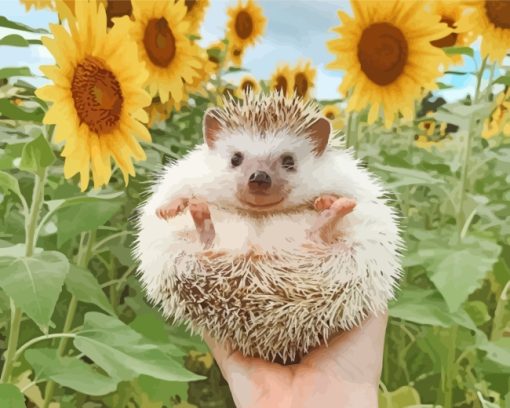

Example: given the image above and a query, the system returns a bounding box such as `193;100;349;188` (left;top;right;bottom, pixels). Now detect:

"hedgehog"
133;91;403;364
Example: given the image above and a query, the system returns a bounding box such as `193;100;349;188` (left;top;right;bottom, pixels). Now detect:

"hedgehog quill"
134;91;403;364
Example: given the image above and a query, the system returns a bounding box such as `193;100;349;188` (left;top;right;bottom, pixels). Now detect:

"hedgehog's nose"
248;171;272;191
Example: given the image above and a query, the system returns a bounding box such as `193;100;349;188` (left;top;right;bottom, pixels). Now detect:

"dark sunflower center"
143;17;176;68
233;48;242;56
294;73;308;97
105;0;132;28
275;76;287;95
223;87;235;98
71;56;123;134
431;17;459;48
358;22;408;86
235;10;253;39
242;80;255;92
485;0;510;29
326;112;335;120
185;0;197;12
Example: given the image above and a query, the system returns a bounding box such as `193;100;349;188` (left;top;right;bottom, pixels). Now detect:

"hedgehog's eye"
281;154;295;171
231;152;244;167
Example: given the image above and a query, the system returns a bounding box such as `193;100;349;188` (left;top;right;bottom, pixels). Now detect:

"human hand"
204;311;388;408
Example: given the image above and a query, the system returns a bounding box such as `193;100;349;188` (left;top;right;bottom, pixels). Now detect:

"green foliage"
0;251;68;329
0;384;25;407
74;312;203;383
25;348;119;396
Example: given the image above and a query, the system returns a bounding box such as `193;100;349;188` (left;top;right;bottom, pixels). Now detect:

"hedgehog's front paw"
189;197;216;249
156;197;189;220
307;197;356;244
313;194;339;211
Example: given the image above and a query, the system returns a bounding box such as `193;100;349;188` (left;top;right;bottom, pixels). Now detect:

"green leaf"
0;98;45;121
225;66;246;73
427;239;501;312
0;16;48;33
74;312;204;382
19;134;56;173
437;81;453;90
371;163;444;188
389;288;477;330
0;251;69;328
464;300;491;326
0;170;22;198
0;384;25;408
129;312;186;357
494;76;510;86
479;339;510;368
25;348;119;396
65;265;115;315
445;70;470;76
378;386;421;408
0;34;41;47
443;46;474;58
56;196;123;246
137;375;188;405
0;66;33;80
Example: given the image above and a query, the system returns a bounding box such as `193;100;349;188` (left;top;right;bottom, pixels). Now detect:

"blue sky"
1;0;485;101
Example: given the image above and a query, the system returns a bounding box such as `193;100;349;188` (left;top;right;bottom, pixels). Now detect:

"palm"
205;312;387;408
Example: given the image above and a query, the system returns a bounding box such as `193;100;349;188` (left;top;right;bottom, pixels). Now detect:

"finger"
302;311;388;384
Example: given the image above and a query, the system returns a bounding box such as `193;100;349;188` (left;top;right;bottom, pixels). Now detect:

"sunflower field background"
0;0;509;407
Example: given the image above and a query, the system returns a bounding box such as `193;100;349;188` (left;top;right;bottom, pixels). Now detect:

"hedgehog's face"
203;108;332;212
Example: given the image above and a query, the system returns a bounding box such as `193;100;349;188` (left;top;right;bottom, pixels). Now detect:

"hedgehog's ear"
203;108;222;149
305;117;330;156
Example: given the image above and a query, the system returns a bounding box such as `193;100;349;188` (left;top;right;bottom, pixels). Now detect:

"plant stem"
14;333;76;361
42;231;94;407
456;57;487;238
25;170;47;258
0;167;47;384
0;300;23;383
443;326;458;408
444;56;488;408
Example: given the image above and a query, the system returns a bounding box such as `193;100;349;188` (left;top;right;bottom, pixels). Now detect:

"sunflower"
327;0;451;128
292;61;316;99
146;98;174;128
206;41;227;71
465;1;510;63
414;112;454;148
430;0;476;64
235;74;260;98
183;45;215;98
270;63;293;97
120;0;203;105
104;0;133;27
35;0;151;191
228;43;245;67
19;0;53;11
181;0;209;34
321;104;345;130
55;0;133;26
482;88;510;138
226;0;266;49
